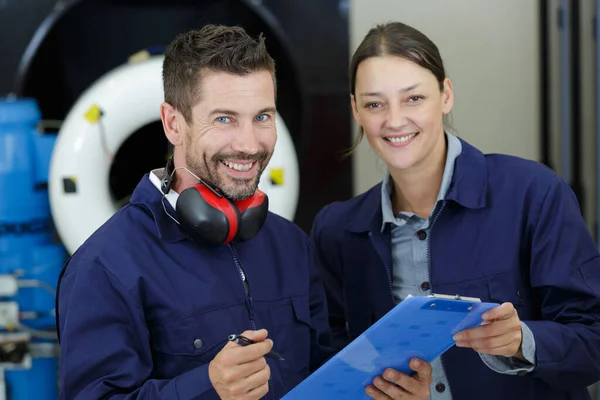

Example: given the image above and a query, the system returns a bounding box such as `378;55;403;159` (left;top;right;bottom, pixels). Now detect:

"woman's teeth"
386;133;418;143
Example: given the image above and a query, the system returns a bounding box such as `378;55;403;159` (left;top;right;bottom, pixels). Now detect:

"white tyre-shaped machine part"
49;55;300;255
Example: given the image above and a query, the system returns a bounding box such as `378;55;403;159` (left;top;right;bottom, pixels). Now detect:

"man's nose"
231;122;260;154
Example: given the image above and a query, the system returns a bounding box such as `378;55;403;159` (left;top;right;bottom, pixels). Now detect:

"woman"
311;22;600;400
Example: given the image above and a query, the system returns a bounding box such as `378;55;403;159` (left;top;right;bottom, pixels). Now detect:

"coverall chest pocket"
149;309;238;379
435;270;526;316
269;295;312;391
485;270;526;315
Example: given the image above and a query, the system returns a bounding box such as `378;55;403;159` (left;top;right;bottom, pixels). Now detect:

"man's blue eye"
216;117;230;123
255;114;268;122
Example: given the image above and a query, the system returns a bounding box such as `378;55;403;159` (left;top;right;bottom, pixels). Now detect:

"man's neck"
172;169;198;194
389;136;447;219
171;152;197;194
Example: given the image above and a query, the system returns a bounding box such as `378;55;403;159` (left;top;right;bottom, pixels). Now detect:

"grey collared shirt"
380;133;536;399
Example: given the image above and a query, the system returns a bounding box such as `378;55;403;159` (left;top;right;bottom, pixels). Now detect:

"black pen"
228;334;285;361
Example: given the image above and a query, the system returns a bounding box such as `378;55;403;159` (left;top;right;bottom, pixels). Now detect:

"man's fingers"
481;303;515;321
243;364;271;392
231;339;274;364
221;338;274;366
209;329;272;400
228;364;270;396
234;357;268;379
245;381;270;400
241;329;269;342
222;329;269;352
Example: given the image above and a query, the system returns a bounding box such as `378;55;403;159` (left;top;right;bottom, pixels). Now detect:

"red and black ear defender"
160;157;269;246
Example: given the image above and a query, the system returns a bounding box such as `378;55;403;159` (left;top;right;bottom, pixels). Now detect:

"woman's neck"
390;135;447;218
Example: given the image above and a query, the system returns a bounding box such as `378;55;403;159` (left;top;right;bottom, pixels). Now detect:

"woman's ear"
160;102;184;146
441;78;454;115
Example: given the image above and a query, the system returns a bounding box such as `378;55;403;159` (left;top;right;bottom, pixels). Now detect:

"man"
56;25;433;399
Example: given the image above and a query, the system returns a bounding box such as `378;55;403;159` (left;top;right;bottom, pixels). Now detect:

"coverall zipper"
229;244;274;400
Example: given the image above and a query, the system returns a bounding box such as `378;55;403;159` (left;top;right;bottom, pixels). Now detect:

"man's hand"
365;358;432;399
209;329;273;400
454;302;525;360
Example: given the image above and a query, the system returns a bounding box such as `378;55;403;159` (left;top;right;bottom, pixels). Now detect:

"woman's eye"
408;96;423;103
365;103;381;109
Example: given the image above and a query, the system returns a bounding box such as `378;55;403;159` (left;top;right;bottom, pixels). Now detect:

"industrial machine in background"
10;0;353;235
0;98;65;400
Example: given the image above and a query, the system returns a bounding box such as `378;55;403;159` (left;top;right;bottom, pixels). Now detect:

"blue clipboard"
282;294;498;399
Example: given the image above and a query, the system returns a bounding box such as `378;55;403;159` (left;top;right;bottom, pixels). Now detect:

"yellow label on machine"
270;168;284;186
84;105;102;124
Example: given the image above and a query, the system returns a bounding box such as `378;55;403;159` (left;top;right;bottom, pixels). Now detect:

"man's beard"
185;150;270;201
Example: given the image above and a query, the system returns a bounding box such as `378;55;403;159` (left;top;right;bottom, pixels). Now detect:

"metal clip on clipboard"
428;293;482;302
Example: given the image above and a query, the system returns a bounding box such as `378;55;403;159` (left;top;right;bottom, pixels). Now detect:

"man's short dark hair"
163;24;276;123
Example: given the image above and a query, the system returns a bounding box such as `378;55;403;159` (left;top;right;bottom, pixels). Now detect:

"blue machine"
0;97;65;399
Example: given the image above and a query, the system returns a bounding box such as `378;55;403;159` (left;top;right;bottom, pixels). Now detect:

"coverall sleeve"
305;235;337;370
524;177;600;389
478;322;536;374
310;205;351;351
56;259;216;400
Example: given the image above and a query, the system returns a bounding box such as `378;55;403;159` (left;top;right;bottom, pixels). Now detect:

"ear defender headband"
160;157;269;246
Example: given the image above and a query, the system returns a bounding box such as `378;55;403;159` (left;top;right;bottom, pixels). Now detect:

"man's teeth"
387;133;418;143
222;161;254;172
